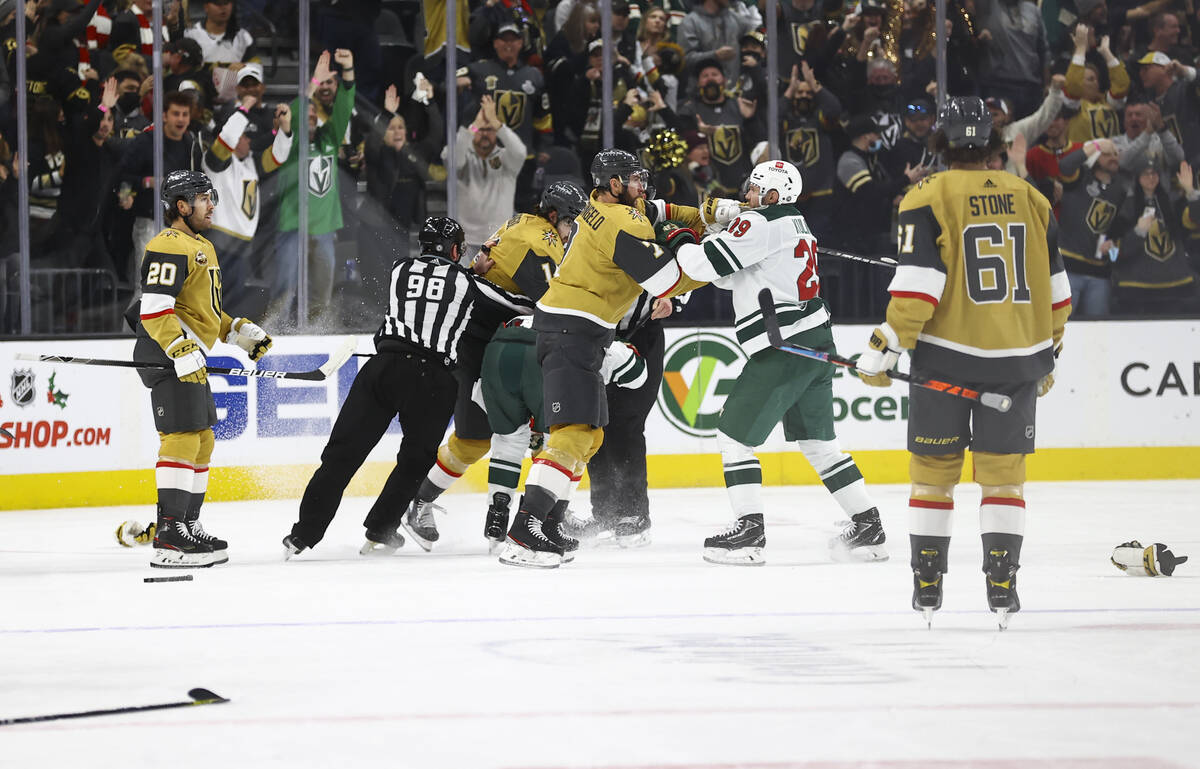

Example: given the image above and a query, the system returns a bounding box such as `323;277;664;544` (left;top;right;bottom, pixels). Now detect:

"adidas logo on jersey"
983;178;997;188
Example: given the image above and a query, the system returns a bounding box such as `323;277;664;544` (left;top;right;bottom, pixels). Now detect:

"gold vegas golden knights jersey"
537;193;706;327
886;169;1073;383
138;227;234;354
484;213;565;299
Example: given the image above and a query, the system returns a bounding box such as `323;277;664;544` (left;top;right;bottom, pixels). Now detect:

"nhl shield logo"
787;127;820;167
11;368;35;407
711;125;743;166
1085;198;1116;234
495;90;526;129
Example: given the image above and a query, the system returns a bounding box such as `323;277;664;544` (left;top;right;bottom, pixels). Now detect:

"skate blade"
616;532;651;549
829;542;889;563
150;550;220;568
497;542;562;569
922;607;935;629
486;537;504;555
359;541;401;557
400;520;436;552
702;547;765;566
995;608;1011;631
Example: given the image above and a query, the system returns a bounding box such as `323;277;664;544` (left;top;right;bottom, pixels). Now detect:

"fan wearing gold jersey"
856;98;1073;629
498;148;713;569
132;170;273;569
398;181;589;551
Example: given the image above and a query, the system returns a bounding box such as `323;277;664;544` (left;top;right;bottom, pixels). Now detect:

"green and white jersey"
675;203;829;355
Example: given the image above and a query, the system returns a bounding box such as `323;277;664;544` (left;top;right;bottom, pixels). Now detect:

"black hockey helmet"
418;216;466;261
161;169;218;215
538;181;588;222
936;96;992;149
590;148;647;192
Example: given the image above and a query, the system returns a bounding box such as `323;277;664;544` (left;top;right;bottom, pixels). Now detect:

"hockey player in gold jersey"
133;170;273;568
400;181;588;551
856;98;1073;628
499;149;711;568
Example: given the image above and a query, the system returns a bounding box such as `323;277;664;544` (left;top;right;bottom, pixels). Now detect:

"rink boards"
1;320;1197;509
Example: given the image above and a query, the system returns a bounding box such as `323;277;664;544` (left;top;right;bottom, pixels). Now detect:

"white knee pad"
717;431;757;466
794;438;848;475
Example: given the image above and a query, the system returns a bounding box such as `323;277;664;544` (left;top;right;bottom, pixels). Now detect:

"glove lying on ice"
116;520;156;547
1111;540;1189;576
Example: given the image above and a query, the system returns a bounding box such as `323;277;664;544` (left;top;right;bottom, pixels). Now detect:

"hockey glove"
227;317;273;361
115;520;155;547
856;323;901;387
1037;342;1062;398
653;220;698;256
1111;540;1189;576
700;197;743;230
166;337;207;384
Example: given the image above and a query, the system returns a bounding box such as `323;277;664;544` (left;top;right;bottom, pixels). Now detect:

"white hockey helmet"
746;160;803;205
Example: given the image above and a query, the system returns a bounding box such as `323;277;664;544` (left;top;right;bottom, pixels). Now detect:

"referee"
284;217;475;557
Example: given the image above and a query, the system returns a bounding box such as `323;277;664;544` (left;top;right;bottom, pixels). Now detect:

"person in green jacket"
266;48;355;327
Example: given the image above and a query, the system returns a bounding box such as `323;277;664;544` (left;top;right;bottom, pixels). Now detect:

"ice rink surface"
2;480;1198;769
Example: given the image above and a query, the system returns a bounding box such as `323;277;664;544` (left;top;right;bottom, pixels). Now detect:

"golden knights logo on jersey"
240;179;259;220
495;90;527;129
787;127;820;167
1088;107;1119;138
1085;197;1116;234
710;126;743;166
790;23;809;54
1146;220;1176;261
307;156;334;197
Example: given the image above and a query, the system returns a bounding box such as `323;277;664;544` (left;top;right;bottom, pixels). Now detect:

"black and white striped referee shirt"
377;255;475;361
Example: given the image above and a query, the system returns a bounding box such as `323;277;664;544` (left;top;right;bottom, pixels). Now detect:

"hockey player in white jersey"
666;160;889;565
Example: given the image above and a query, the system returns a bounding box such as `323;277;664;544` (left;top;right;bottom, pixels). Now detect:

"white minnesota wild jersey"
676;203;829;355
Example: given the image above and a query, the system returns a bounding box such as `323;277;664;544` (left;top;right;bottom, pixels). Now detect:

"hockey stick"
0;687;229;726
817;246;898;270
756;289;1012;413
15;337;357;382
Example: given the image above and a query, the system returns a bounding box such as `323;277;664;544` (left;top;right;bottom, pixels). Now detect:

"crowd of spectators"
3;0;1200;334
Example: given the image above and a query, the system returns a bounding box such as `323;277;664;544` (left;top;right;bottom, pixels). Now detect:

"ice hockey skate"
402;499;442;552
116;520;155;547
614;514;651;548
186;515;229;564
483;493;511;554
543;502;578;564
499;510;563;569
829;508;888;562
151;514;221;568
359;529;405;556
984;547;1021;630
560;512;616;547
703;514;765;566
912;543;947;628
282;534;308;560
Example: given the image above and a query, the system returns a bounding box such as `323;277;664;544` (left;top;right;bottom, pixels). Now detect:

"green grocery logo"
657;332;747;437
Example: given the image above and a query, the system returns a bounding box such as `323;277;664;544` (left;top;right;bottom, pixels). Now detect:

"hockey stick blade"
755;290;1011;413
17;340;356;382
0;688;229;726
816;246;899;270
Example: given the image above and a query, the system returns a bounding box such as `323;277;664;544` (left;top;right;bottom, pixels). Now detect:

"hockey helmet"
936;96;992;149
590;148;650;195
746;160;803;205
538;181;588;222
418;216;466;262
161;169;218;215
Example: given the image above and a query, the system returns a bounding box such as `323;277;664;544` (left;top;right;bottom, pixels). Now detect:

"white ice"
2;481;1198;769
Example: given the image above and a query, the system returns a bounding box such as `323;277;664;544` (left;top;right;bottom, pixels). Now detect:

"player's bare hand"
650;297;673;320
472;249;495;275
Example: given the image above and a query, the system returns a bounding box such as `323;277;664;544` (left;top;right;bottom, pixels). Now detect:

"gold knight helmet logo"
1088;108;1119;138
711;125;743;166
1146;219;1176;261
1085;198;1116;234
495;90;526;129
787;127;820;167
